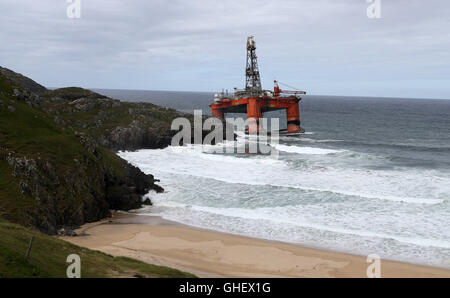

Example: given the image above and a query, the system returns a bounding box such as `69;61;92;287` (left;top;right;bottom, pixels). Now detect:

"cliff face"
0;71;163;234
0;67;233;234
38;87;184;151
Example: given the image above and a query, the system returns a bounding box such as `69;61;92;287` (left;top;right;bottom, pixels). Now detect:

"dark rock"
0;68;234;236
57;227;78;236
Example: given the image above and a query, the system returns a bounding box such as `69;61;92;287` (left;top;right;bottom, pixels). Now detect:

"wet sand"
62;212;450;278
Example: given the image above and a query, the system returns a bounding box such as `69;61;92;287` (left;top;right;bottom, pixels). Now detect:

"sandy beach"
62;212;450;278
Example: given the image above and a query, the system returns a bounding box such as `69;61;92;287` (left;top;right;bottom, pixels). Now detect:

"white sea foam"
118;144;450;268
296;138;344;143
273;144;343;155
145;200;450;249
119;148;448;206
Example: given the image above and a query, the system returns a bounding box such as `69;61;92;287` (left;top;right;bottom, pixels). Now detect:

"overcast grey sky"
1;0;449;99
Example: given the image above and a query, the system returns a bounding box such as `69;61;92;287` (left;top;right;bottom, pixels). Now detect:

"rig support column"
211;106;224;119
286;101;301;133
247;97;262;134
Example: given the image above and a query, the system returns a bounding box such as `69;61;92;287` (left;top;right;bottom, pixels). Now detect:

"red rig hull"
210;95;302;134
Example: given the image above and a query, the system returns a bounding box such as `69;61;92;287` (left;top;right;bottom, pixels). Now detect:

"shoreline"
62;212;450;278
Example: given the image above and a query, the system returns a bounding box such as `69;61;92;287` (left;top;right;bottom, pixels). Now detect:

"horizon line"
46;86;450;102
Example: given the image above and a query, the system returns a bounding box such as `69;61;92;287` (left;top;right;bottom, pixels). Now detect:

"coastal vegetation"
0;218;195;278
0;66;197;277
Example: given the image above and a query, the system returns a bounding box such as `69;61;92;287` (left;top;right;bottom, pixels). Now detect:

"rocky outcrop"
9;84;213;150
0;72;165;234
104;121;175;150
3;139;161;234
0;67;234;235
105;162;163;211
36;87;234;151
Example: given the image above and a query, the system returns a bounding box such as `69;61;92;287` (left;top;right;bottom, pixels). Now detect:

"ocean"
96;89;450;268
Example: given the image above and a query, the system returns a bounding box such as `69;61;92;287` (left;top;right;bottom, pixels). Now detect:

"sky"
1;0;450;99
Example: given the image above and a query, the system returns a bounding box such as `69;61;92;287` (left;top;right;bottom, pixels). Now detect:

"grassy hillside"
0;218;195;278
0;66;47;93
0;72;161;233
0;68;206;278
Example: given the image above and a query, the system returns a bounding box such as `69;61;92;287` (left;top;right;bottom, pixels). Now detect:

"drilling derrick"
245;36;262;96
210;36;307;135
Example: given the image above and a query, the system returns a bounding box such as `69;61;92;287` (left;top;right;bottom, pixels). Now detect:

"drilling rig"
245;36;262;96
210;36;306;134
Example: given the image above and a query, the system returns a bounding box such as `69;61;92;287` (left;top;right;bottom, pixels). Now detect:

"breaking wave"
273;144;343;155
118;137;450;268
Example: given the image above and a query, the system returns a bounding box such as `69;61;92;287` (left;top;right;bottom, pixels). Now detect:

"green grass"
0;81;96;225
0;80;84;159
0;104;89;163
0;160;33;224
0;74;197;278
0;75;143;226
0;219;196;278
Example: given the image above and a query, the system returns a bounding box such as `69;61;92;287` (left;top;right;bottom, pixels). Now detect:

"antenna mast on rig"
245;36;262;96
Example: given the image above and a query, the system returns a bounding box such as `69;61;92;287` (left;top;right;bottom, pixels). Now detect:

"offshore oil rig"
210;36;306;134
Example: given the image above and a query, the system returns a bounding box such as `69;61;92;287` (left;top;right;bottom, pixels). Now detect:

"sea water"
97;89;450;268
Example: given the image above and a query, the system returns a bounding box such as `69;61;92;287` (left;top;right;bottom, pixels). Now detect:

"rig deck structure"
210;36;306;134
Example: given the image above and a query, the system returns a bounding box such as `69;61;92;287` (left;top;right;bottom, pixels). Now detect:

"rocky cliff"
0;70;166;234
32;87;229;151
0;67;234;234
38;87;183;151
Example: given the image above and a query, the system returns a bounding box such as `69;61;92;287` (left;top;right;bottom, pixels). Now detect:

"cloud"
0;0;449;99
